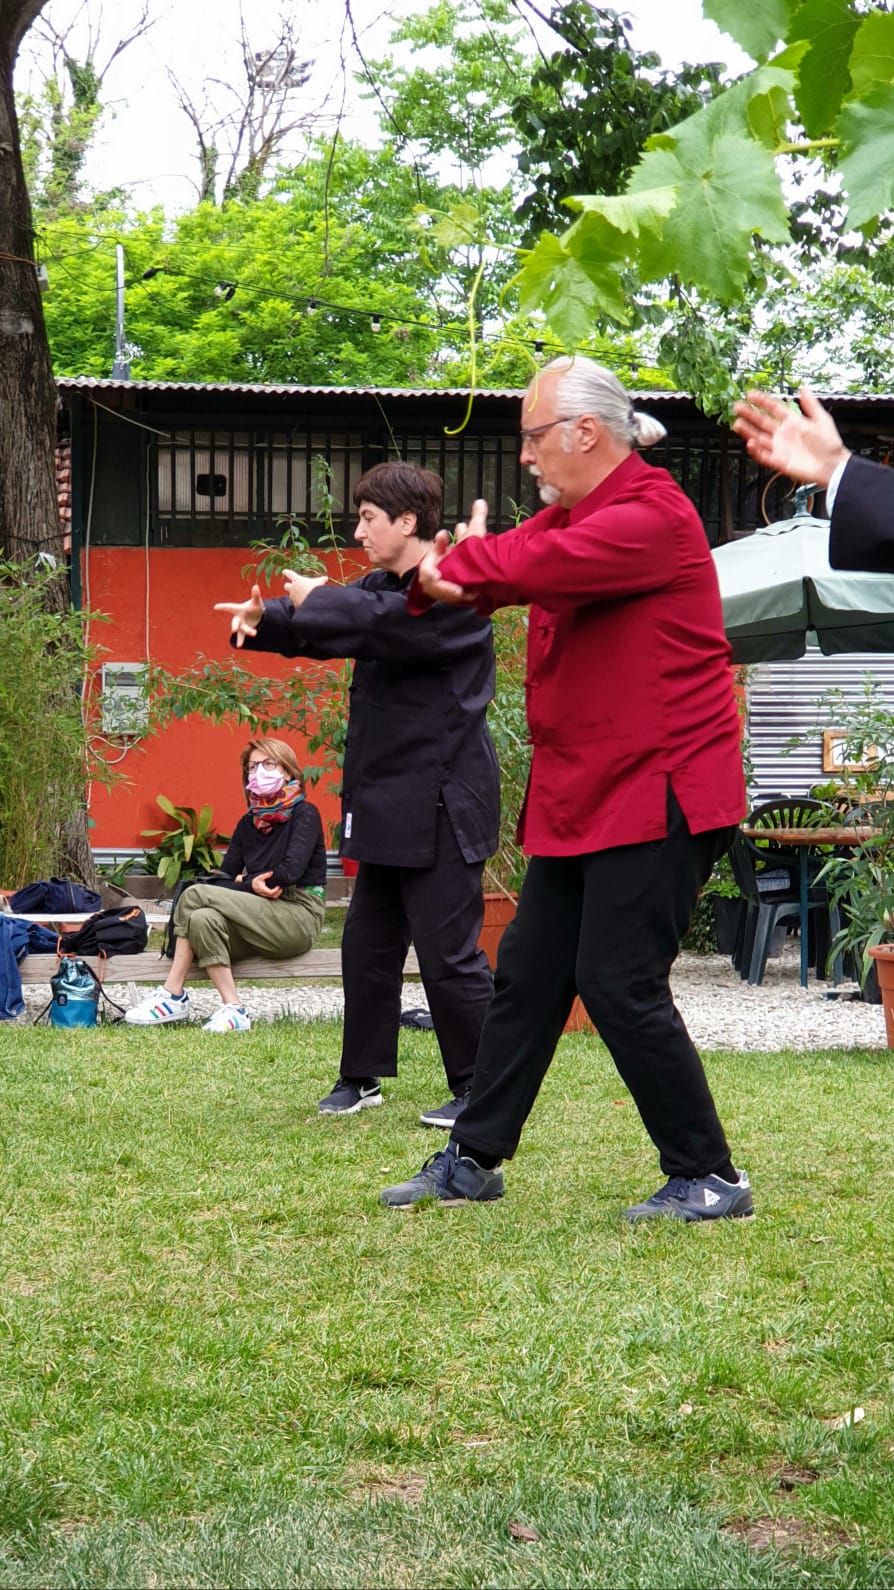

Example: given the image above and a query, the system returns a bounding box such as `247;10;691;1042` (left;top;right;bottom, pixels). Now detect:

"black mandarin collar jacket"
236;567;500;868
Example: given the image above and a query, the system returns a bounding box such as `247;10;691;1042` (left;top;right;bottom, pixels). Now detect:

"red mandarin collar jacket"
409;451;746;857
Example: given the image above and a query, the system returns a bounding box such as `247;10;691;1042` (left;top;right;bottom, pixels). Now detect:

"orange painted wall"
84;545;365;851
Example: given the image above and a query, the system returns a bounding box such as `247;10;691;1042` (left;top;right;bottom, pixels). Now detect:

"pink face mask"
247;763;286;797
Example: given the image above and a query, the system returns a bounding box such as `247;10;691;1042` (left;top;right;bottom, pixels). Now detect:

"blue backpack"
9;878;102;914
36;957;126;1027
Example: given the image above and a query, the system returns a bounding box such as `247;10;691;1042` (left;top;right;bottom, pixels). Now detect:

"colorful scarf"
249;780;305;833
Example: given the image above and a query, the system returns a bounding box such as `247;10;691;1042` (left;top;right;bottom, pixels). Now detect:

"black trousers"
340;807;493;1091
456;792;737;1178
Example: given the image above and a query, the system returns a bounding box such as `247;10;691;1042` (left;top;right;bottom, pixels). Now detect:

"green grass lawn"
0;1019;892;1588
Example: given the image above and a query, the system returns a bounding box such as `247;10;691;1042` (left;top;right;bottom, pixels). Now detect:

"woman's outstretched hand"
214;584;265;647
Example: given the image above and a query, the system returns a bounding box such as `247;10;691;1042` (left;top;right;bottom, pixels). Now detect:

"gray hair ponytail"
545;355;667;449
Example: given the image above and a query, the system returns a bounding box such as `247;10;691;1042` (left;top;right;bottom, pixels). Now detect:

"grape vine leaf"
847;9;894;98
628;128;789;300
517;230;630;340
838;85;894;228
789;0;860;136
701;0;796;64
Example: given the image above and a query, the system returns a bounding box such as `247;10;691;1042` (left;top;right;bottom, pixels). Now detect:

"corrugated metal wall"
747;648;894;800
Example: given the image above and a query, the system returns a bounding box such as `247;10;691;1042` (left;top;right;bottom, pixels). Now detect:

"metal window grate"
154;429;364;545
153;426;537;544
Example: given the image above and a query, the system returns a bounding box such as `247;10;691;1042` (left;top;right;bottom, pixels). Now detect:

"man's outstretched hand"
283;569;328;607
415;499;489;604
214;583;264;647
732;386;850;488
454;497;488;542
417;528;480;605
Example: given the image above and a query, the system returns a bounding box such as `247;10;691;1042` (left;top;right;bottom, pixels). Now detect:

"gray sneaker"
624;1170;753;1223
318;1077;383;1115
418;1088;471;1129
380;1143;504;1208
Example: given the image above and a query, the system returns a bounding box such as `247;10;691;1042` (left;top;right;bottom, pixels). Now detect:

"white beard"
529;466;561;506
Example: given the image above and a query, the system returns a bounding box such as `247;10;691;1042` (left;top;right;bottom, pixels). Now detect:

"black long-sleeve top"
235;570;500;868
829;454;894;572
221;800;327;899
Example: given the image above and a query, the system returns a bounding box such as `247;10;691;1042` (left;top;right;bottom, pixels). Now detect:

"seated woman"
125;738;327;1032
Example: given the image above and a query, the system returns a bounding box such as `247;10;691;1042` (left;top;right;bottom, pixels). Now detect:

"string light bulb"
214;280;237;301
306;298;318;313
370;313;382;333
533;339;544;355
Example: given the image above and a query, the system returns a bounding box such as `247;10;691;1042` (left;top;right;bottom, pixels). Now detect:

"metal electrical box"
100;662;149;737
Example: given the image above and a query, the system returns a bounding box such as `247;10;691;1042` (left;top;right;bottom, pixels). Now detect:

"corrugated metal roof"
56;376;527;398
54;375;694;402
54;376;894;404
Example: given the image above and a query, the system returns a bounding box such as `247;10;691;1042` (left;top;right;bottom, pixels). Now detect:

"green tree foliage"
511;1;725;241
18;6;152;219
366;0;529;332
19;58;102;215
519;0;894;393
40;143;447;385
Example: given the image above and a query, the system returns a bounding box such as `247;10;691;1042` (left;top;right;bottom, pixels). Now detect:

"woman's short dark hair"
353;461;443;541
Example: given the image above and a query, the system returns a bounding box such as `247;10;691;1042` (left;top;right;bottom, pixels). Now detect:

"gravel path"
14;945;889;1050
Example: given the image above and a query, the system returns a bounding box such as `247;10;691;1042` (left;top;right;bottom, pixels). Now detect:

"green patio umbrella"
712;512;894;663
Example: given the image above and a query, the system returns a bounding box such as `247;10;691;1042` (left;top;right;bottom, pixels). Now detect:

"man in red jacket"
380;356;752;1222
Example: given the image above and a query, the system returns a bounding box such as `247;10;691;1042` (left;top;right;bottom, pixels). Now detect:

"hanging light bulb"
370;313;382;333
306;298;318;314
214;280;237;301
533;339;544;355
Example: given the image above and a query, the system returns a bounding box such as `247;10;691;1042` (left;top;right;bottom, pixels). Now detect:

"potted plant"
805;681;894;1028
479;607;530;960
141;795;229;894
701;854;744;956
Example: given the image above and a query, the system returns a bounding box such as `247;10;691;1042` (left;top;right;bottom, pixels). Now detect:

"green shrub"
0;555;101;887
141;795;228;889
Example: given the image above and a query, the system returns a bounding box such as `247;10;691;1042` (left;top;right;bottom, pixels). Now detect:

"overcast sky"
17;0;752;211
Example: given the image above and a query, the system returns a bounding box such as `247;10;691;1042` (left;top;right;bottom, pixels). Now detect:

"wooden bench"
17;945;420;995
9;907;420;998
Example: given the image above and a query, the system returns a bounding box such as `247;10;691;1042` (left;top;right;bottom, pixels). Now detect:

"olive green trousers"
173;885;325;967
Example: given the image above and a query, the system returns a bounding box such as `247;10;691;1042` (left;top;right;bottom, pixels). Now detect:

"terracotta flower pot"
478;892;518;971
477;892;595;1034
868;944;894;1045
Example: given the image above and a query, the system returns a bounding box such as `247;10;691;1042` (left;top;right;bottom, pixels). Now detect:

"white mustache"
528;464;561;505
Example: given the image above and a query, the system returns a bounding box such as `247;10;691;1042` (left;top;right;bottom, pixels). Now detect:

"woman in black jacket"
124;737;326;1032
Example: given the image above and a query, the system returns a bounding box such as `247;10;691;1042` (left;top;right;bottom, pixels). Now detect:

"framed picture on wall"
822;729;878;773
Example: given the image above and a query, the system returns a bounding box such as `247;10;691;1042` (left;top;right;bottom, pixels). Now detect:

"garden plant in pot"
806;681;894;1032
141;795;229;895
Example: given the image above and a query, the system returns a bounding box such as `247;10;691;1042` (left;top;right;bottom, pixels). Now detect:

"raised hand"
454;497;489;542
213;583;265;647
732;387;850;488
283;568;328;608
416;529;478;605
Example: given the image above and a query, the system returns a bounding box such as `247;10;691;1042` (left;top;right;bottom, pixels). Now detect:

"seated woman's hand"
251;870;283;899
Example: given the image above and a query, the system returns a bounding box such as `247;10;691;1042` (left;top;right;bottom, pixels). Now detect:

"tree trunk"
0;4;65;585
0;3;95;883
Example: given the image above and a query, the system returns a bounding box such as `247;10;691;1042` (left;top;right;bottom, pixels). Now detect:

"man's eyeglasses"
519;415;581;446
248;758;280;772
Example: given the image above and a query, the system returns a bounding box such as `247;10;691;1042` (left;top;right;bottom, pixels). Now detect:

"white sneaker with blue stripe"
202;1003;251;1033
124;987;190;1025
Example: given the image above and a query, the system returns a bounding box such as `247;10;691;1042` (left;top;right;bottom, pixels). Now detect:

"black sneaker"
318;1077;383;1115
418;1088;471;1129
624;1170;753;1224
380;1142;504;1208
